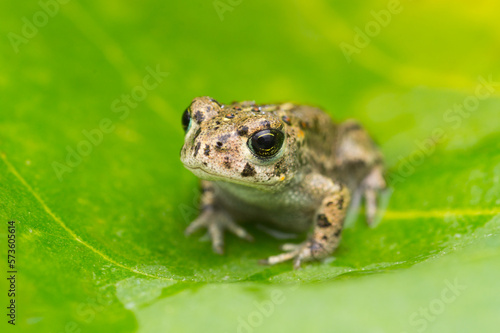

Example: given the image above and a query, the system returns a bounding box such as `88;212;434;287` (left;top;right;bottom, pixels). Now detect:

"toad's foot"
361;165;386;225
259;240;329;270
260;182;350;269
185;210;253;254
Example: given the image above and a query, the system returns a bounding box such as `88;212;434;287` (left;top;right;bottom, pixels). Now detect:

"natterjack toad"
180;96;386;269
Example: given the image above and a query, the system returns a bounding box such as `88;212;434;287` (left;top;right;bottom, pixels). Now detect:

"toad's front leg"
261;177;351;269
185;180;254;254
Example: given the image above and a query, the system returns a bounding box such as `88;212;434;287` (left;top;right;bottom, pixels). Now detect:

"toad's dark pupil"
256;133;275;149
182;109;191;132
249;129;284;157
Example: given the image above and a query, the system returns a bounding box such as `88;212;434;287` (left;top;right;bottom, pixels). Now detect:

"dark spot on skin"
205;106;212;112
337;197;344;210
261;120;271;128
223;156;231;169
225;113;235;119
215;141;223;150
193;128;202;141
218;133;231;144
317;214;331;228
299;121;309;129
204;144;210;156
241;163;256;177
213;126;219;131
326;201;334;207
193;142;201;157
282;115;291;125
234;107;242;111
252;106;260;112
215;121;221;125
273;159;288;177
193;111;204;124
344;122;362;132
209;98;221;107
237;126;249;136
322;235;328;241
334;229;342;237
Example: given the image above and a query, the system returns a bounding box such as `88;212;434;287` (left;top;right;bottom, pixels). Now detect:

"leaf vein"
1;153;174;281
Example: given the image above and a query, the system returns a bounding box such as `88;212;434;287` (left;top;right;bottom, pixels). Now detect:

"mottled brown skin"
180;96;385;269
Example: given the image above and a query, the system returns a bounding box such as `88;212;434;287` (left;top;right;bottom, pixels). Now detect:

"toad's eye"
248;129;285;158
182;108;191;132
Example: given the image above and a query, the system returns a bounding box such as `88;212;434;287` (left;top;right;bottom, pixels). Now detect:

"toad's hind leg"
336;120;386;225
261;178;350;269
361;165;386;224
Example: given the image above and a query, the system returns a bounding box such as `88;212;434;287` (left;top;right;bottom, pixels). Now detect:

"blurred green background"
1;0;500;332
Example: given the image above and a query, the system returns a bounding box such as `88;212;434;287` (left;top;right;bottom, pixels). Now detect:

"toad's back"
265;102;382;189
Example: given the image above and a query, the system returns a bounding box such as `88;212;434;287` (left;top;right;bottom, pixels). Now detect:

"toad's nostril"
203;145;210;156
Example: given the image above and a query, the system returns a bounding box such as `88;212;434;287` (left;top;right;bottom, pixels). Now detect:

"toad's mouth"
183;165;279;188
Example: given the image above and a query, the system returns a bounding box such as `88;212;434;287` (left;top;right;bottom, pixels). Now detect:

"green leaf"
1;0;499;332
